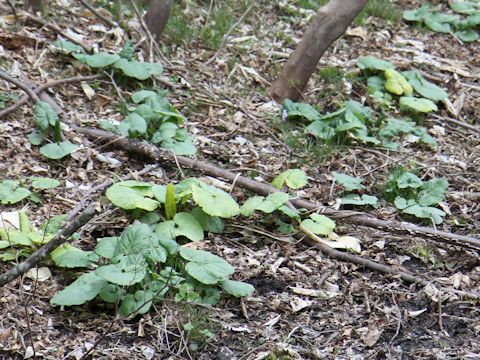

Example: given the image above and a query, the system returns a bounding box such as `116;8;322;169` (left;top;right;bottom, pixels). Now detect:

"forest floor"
0;0;479;359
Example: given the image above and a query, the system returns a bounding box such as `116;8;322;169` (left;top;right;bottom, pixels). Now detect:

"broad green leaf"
272;169;308;189
402;71;448;102
99;284;125;303
190;207;225;233
35;101;58;131
0;181;31;204
50;272;108;306
106;183;159;211
257;192;289;213
118;290;153;318
40;141;78;159
450;2;480;15
305;121;336;140
356;56;395;71
115;223;156;256
455;29;479;42
300;214;336;236
341;194;378;207
418;178;448;206
283;99;321;122
424;18;451;33
278;205;300;222
191;183;240;218
221;280;255;298
154;221;176;240
0;230;32;246
94;236;120;259
131;90;158;103
51;243;97;268
172;212;204;242
27;131;43;145
39;214;67;235
19;211;34;233
402;204;446;224
52;40;84;54
117;113;147;136
240;193;289;216
240;196;264;217
113;59;163;80
396;172;422;189
403;6;431;21
95;262;146;286
30;177;60;189
332;172;366;191
384;69;413;95
73;52;120;68
367;76;385;92
180;247;234;285
400;97;438;112
161;138;197;156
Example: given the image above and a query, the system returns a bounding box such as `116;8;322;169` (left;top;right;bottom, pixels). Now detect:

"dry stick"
0;70;40;103
0;74;103;119
204;3;255;66
0;205;96;287
72;127;480;250
22;12;92;53
76;0;117;28
431;114;480;134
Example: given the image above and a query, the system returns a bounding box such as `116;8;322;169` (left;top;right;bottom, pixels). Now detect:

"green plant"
0;210;69;261
0;177;61;204
0;92;17;110
50;179;252;316
378;118;437;150
403;3;479;42
332;172;378;207
357;56;447;114
384;167;449;224
99;90;196;156
283;99;380;146
27;101;79;159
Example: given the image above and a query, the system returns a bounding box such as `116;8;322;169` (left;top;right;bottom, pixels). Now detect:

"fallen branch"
77;0;118;28
73;127;480;250
0;70;39;103
0;205;96;287
22;11;92;53
0;74;103;119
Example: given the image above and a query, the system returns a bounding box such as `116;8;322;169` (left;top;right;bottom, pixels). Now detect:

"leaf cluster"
0;177;60;205
28;101;78;159
384;167;449;224
403;3;480;42
99;90;196;156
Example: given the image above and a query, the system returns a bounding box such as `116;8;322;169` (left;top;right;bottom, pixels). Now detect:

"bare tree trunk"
144;0;174;40
25;0;43;12
269;0;368;103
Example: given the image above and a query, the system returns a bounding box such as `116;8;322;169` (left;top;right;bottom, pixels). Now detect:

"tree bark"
144;0;174;40
269;0;368;103
24;0;43;12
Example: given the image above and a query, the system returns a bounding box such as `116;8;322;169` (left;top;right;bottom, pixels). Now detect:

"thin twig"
76;0;117;27
22;11;91;52
205;3;255;66
0;74;103;119
0;205;96;286
5;0;17;19
127;0;172;66
0;70;40;102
